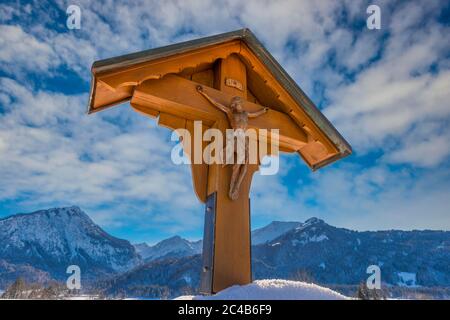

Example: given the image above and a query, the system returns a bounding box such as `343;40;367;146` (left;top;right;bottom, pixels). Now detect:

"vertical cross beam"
200;54;258;293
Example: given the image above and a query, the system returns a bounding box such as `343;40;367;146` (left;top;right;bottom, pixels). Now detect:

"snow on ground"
175;279;349;300
64;295;102;300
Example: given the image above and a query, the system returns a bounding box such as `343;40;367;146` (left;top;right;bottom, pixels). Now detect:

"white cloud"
0;25;59;74
325;16;450;164
330;29;381;71
0;77;201;233
386;134;450;168
251;159;450;231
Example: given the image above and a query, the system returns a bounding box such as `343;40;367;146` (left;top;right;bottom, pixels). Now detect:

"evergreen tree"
356;282;386;300
2;277;27;299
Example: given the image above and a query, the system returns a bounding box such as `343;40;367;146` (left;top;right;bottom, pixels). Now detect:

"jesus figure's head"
230;96;244;112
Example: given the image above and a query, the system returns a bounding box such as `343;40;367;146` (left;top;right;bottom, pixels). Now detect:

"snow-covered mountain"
134;221;301;262
254;217;450;287
0;206;299;289
252;221;302;245
0;206;141;287
134;236;202;262
2;208;449;298
103;217;450;298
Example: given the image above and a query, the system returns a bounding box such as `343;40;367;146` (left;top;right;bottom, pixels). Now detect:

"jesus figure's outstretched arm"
248;107;269;118
196;85;231;114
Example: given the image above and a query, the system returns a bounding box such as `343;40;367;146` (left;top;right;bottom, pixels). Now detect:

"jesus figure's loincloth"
221;129;248;165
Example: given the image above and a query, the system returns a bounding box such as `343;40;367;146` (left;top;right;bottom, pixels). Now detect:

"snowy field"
175;279;350;300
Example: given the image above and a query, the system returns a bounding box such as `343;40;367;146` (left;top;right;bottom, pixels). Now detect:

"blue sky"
0;0;449;244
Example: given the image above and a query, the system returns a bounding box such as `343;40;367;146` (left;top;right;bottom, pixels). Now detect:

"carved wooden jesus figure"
197;85;268;200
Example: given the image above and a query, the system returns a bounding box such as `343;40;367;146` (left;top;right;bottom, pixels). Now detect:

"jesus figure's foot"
229;187;240;201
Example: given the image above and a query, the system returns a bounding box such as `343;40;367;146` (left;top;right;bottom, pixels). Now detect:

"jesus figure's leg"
229;141;249;201
229;160;241;200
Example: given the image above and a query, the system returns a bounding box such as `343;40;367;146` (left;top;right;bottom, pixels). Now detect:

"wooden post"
200;54;257;293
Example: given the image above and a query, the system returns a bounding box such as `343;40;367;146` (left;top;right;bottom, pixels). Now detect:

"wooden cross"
87;29;351;294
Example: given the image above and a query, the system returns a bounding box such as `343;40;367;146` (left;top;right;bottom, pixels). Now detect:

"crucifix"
87;29;351;294
196;85;269;200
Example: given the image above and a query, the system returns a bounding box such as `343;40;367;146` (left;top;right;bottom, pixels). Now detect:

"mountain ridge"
1;207;449;299
103;216;450;298
132;220;306;262
0;206;141;288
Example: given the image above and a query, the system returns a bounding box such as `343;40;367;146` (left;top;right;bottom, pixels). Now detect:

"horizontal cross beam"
126;74;309;152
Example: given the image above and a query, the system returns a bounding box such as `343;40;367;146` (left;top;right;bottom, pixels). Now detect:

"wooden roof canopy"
88;28;351;171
